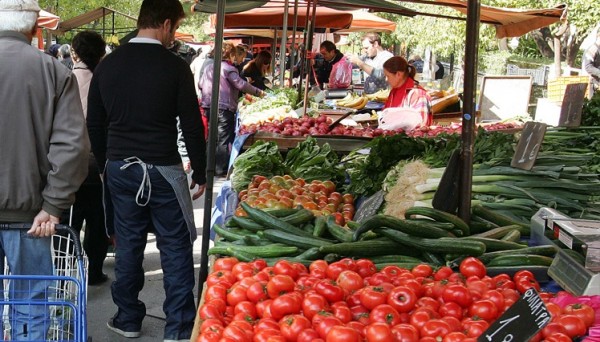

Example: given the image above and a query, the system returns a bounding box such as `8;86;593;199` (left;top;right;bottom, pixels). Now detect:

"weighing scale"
530;208;600;295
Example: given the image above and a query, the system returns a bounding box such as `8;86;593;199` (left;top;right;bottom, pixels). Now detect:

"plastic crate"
547;76;591;102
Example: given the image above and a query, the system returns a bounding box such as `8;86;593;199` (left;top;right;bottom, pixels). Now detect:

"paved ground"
86;177;225;342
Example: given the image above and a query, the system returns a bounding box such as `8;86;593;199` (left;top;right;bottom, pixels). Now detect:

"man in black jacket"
316;40;344;88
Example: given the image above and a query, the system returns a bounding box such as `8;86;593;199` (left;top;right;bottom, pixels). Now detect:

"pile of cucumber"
210;202;562;270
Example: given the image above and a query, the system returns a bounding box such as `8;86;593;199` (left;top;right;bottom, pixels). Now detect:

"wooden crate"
547;76;591;102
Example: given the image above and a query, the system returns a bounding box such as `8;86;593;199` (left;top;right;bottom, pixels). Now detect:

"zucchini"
280;209;315;226
326;215;353;242
461;236;527;252
472;205;530;235
487;254;554;267
318;238;418;258
208;243;299;258
230;216;267;232
501;229;522;242
261;229;333;249
377;228;486;256
477;245;558;265
313;216;326;237
369;255;424;264
241;202;314;237
352;214;454;241
472;225;525;239
213;224;255;242
404;207;470;236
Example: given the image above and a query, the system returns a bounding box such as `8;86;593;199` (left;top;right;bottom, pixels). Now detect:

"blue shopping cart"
0;224;88;342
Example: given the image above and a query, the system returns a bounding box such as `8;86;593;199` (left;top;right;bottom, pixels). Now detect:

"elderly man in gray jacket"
0;0;89;340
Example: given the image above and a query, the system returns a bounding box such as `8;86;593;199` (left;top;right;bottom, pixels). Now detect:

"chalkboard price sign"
511;122;547;170
478;288;550;342
559;83;588;127
354;190;385;223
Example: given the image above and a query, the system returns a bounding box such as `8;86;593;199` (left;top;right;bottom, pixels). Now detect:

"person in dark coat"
316;40;344;88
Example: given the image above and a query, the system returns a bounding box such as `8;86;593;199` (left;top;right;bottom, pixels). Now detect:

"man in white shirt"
348;33;394;93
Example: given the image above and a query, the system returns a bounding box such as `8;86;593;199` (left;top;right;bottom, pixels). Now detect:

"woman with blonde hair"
242;50;272;90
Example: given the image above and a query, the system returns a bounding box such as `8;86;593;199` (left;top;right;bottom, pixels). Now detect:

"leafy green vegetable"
582;91;600;126
284;136;345;186
231;141;286;192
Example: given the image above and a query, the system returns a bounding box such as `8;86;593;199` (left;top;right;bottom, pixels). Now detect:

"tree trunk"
531;28;555;58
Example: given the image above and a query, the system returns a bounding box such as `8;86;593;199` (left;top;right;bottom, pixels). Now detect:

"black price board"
478;288;550;342
559;83;588;127
354;190;385;223
511;122;547;170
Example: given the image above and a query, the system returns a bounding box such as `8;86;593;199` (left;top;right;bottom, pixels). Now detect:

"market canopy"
337;10;397;33
54;7;137;34
38;10;60;30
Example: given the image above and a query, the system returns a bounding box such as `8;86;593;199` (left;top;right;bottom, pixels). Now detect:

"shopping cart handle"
0;223;72;230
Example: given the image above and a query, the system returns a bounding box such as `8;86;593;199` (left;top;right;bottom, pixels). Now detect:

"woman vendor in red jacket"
378;56;432;131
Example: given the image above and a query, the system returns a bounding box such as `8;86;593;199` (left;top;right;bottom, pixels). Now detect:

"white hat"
0;0;41;12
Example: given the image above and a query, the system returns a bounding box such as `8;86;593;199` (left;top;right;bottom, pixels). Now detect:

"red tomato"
213;257;239;272
302;293;330;320
468;299;499;322
207;270;235;288
205;284;228;303
369;304;403;326
326;262;350;280
198;303;224;321
513;270;534;281
325;325;361;342
462;318;489;338
254;318;279;332
515;277;541;294
232;262;255;280
399;278;425;298
538;291;555;303
246;281;268;303
420;319;452;339
200;318;224;332
442;284;473;308
226;284;248;307
297;329;321;342
250;259;267;272
315;316;344;339
234;301;257;319
197;330;222;342
355;259;377;278
267;274;296;299
310;260;329;279
364;322;394;342
345;321;366;338
415;297;441;312
439;302;464;320
554;314;587;338
563;303;595;327
441;316;463;333
543;332;572;342
346;291;362;308
541;322;568;338
350;305;370;325
253;329;281;342
465;280;488;298
411;264;433;278
314;279;345;303
442;331;468;342
434;266;454;281
545;302;562;321
222;324;251;342
387;286;417;313
332;303;353;323
273;260;299;280
336;270;364;293
279;314;312;341
255;299;273;319
459;257;486;279
366;273;391;286
360;286;388;310
481;290;505;313
380;265;407;279
270;293;302;320
391;324;419;342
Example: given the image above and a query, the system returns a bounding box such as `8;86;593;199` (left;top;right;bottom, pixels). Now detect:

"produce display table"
241;132;371;153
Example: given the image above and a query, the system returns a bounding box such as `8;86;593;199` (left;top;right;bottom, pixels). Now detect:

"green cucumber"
324;253;340;263
487;254;554;267
461;236;527;252
326;215;353;242
377;228;486;256
263;208;302;217
352;214;454;242
346;221;360;231
318;238;420;258
263;257;312;267
294;247;323;260
476;245;558;264
243;235;273;246
404;207;470;236
420;251;445;266
405;219;456;231
313;216;327;237
261;229;333;249
501;229;522;242
280;209;315;226
226;248;256;262
472;205;530;235
469;216;500;234
375;262;425;270
369;255;424;264
230;216;267;232
472;225;525;239
241;202;315;237
213;224;256;242
208;243;299;258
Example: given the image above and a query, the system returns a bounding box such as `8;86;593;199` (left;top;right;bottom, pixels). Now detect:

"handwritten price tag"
478;288;550;342
510;122;547;170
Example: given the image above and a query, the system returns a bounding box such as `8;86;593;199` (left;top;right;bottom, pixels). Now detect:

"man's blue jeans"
105;159;196;340
0;231;53;341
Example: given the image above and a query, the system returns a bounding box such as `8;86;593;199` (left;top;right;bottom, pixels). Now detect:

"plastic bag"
378;107;423;132
329;58;352;89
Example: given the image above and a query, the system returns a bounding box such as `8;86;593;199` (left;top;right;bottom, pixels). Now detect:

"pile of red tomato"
236;175;355;225
196;257;595;342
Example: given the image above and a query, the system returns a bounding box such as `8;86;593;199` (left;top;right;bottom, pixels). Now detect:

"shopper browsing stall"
378;56;432;131
347;33;393;93
242;50;272;90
